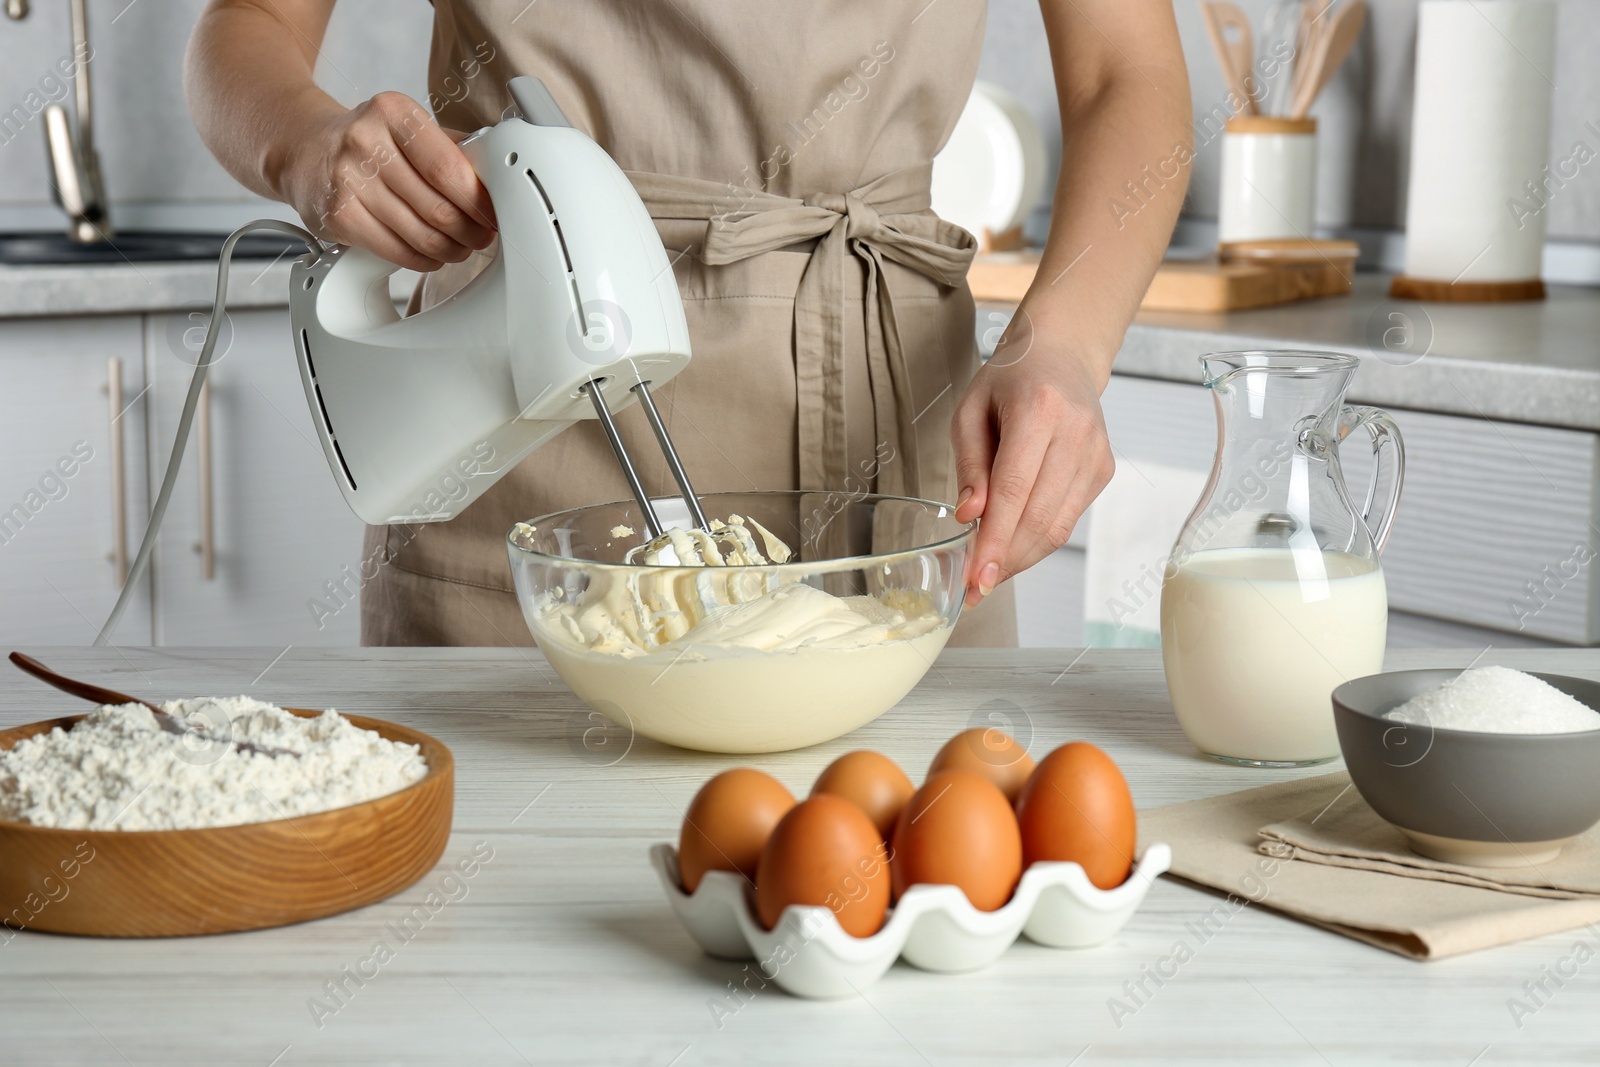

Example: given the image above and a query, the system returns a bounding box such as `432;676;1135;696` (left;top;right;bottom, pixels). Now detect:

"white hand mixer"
98;77;708;643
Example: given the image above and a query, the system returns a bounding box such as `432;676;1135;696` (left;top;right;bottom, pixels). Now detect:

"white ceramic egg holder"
649;841;1172;999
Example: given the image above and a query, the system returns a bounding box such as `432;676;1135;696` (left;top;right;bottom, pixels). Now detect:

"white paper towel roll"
1402;0;1557;283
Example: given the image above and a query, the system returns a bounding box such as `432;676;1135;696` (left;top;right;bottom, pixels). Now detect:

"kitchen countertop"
1109;273;1600;433
7;252;1597;434
0;259;419;318
0;259;299;318
5;645;1599;1065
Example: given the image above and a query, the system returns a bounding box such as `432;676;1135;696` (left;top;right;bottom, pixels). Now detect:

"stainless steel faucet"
10;0;109;242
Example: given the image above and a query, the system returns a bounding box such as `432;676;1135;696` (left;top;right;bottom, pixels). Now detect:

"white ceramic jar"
1217;116;1317;243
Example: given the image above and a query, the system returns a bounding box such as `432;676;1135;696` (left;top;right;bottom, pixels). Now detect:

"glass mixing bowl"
507;490;973;753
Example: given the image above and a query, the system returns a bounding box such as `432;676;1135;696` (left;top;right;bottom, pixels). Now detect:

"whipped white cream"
538;515;941;658
623;515;792;567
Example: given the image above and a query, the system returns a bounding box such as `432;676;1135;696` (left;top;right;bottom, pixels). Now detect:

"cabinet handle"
106;356;127;586
195;376;215;580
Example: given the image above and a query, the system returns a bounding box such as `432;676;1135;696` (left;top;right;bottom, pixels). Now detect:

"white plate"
930;81;1048;240
650;841;1171;999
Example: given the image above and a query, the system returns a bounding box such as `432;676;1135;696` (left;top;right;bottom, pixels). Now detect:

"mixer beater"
581;379;708;539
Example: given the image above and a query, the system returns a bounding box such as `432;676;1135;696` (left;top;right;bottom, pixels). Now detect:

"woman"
186;0;1190;646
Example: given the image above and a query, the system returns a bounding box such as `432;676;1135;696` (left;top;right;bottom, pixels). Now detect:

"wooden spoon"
8;652;298;758
1291;0;1365;118
1293;0;1333;105
1201;1;1260;114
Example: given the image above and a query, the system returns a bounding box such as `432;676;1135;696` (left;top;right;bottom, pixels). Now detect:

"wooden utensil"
11;651;167;718
1201;1;1259;114
0;710;454;936
1293;0;1333;105
1291;0;1365;118
9;650;297;758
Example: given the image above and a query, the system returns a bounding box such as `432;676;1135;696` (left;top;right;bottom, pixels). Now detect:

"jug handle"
1337;406;1405;553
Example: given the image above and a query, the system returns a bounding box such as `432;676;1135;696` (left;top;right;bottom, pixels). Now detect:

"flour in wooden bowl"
0;696;428;831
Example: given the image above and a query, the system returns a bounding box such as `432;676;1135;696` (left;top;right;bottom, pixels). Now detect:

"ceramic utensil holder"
1218;116;1317;243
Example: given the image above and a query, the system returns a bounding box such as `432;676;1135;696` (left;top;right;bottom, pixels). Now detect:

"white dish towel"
1082;459;1208;648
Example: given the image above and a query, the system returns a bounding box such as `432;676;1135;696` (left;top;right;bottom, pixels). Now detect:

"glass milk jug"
1160;351;1404;766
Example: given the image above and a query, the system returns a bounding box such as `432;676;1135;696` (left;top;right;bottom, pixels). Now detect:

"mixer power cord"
94;220;329;647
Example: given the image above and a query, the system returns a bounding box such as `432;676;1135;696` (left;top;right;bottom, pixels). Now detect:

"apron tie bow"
802;189;882;243
627;165;976;496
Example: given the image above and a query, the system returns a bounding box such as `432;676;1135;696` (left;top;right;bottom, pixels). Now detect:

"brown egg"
929;727;1036;804
755;795;891;937
678;768;795;894
810;750;915;838
890;770;1023;911
1015;741;1136;890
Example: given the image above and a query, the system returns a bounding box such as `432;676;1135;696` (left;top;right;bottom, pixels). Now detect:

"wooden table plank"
2;647;1598;1065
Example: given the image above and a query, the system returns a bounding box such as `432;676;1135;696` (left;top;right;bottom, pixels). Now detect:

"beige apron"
361;0;1017;646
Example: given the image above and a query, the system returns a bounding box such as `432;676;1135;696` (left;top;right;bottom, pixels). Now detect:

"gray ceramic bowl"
1332;669;1600;867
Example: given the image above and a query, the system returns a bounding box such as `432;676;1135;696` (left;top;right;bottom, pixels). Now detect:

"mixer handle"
305;78;570;309
508;77;572;128
304;245;406;334
1337;405;1405;554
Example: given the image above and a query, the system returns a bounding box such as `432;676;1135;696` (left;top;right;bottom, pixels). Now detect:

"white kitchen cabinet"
1013;545;1552;650
0;316;153;645
1089;375;1584;645
145;307;366;646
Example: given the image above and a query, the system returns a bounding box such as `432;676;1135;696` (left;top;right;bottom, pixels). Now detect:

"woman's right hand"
278;91;497;272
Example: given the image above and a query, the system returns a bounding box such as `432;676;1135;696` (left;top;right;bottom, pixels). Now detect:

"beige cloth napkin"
1141;773;1600;959
1258;776;1600;900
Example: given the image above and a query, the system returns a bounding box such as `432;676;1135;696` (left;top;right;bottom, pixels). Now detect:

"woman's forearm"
185;0;342;202
950;0;1189;599
185;0;494;270
1013;0;1192;386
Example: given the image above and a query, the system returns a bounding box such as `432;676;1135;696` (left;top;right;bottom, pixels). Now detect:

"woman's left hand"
950;322;1114;607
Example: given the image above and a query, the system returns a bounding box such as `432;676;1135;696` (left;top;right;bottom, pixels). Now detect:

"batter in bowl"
517;517;954;752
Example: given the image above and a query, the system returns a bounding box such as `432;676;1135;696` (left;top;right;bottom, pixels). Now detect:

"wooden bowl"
0;710;453;937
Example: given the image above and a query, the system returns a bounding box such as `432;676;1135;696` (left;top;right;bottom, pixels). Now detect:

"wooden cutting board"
969;243;1357;312
1140;257;1354;311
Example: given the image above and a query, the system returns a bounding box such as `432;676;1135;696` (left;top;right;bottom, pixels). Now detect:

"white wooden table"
3;646;1598;1066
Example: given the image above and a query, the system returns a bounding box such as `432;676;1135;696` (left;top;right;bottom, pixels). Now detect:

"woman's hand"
276;91;496;272
944;0;1190;608
188;3;495;270
951;319;1115;607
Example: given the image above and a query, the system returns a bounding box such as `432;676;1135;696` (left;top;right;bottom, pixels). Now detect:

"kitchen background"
1;0;1595;650
4;1;1597;249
